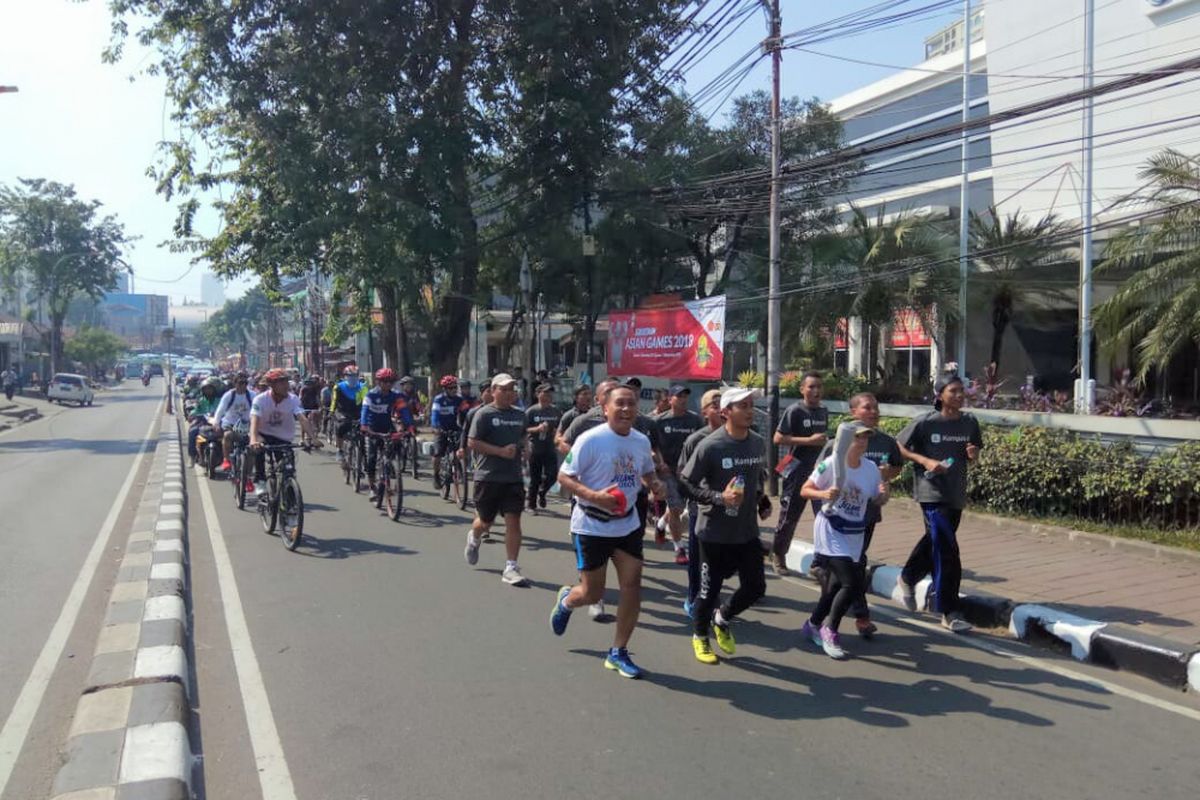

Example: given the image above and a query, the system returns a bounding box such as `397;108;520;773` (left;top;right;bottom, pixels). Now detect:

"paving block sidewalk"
765;498;1200;647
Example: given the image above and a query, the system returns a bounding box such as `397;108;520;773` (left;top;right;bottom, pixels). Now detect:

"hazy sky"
0;0;954;306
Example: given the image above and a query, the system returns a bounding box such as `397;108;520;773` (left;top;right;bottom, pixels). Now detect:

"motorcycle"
192;414;222;479
142;373;151;387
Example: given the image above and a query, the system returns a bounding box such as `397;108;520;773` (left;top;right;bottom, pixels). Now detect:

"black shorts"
474;481;525;524
435;430;460;457
336;416;357;439
572;529;644;572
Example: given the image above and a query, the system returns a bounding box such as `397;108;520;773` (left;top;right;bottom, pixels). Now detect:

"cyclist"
395;375;423;428
215;372;255;485
361;368;404;502
298;376;322;446
330;366;367;465
430;375;470;489
187;377;224;463
249;368;322;498
457;380;478;421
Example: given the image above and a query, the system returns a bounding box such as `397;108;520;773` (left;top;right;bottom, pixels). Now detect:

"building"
98;293;169;349
200;271;225;307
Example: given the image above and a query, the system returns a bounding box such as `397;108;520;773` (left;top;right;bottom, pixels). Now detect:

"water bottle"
726;475;745;517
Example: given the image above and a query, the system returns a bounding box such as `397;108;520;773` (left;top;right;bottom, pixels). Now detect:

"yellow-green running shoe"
712;617;736;655
692;636;718;665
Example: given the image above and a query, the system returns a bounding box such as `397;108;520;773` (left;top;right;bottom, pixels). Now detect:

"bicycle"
225;424;251;509
340;425;367;493
255;443;306;551
366;431;405;521
401;427;421;480
438;430;467;508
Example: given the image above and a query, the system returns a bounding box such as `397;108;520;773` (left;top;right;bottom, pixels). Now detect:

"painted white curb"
1188;652;1200;693
1009;604;1106;661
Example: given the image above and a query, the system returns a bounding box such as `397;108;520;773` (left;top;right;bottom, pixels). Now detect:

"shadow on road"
0;437;150;456
292;535;417;560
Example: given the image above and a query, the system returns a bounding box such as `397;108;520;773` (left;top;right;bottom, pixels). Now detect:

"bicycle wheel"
409;439;420;481
450;459;465;509
206;443;219;480
278;476;305;551
342;439;354;485
389;451;405;520
354;440;366;493
259;477;277;533
459;458;471;511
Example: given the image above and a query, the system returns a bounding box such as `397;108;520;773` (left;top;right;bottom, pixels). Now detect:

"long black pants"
809;555;861;632
900;504;964;615
772;468;820;558
527;449;557;506
694;539;767;638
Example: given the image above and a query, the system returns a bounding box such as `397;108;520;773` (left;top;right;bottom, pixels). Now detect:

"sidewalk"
766;498;1200;647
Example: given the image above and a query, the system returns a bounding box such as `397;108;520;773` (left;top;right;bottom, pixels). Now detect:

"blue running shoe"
604;648;644;679
550;586;573;636
683;598;694;619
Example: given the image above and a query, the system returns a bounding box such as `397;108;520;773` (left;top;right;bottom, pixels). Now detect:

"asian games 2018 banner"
606;296;725;380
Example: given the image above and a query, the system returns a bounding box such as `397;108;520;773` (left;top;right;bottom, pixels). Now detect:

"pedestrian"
550;383;666;679
1;365;16;401
554;384;593;456
800;421;888;659
652;388;671;416
654;385;703;564
770;372;829;576
813;392;902;639
896;374;983;633
464;373;531;586
676;388;724;617
524;383;561;512
678;387;771;664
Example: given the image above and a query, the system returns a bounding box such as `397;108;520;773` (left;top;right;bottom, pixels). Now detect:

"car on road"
47;373;95;406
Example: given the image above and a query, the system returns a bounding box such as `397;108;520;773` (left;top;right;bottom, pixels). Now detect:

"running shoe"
244;480;256;494
712;615;736;655
464;531;480;566
604;648;644;679
770;553;790;577
654;515;667;546
691;636;718;665
538;494;547;509
433;471;443;490
674;548;689;566
588;601;606;621
897;575;917;612
942;612;973;634
801;620;822;648
855;618;878;639
550;586;573;636
819;625;847;659
219;459;232;472
501;564;529;586
682;598;694;619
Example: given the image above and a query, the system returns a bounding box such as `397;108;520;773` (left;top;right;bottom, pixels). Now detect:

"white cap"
491;372;518;388
720;387;762;409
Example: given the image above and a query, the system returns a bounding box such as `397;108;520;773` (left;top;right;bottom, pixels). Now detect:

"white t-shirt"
561;424;655;538
251;391;304;441
216;388;255;430
810;456;882;561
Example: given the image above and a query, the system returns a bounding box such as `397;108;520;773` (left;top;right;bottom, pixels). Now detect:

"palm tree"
968;207;1073;372
1096;149;1200;380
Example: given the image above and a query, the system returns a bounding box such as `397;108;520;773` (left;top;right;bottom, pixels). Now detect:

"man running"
771;372;828;576
550;383;666;679
555;384;593;455
676;388;724;617
465;373;530;586
896;374;983;633
679;387;770;664
524;383;561;512
654;385;702;564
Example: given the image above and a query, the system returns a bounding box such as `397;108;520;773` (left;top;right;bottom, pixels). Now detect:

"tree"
0;179;130;374
968;207;1073;373
64;326;127;379
1096;149;1200;381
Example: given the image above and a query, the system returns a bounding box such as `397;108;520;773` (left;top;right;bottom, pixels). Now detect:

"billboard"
607;295;725;380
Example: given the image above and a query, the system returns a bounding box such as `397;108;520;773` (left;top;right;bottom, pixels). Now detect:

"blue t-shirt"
431;392;469;431
360;387;402;433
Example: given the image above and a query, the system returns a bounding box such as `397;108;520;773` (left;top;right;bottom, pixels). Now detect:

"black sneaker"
538;494;547;509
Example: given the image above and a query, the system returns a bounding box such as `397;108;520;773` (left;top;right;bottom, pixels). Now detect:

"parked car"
47;373;95;406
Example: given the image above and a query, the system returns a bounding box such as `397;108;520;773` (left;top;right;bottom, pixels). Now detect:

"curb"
50;417;194;800
787;540;1200;693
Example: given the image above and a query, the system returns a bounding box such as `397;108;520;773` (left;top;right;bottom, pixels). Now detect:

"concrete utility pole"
765;0;783;494
1076;0;1096;413
956;0;972;373
582;192;596;384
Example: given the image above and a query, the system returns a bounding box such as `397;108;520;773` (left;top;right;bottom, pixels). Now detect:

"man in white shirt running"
550;384;665;679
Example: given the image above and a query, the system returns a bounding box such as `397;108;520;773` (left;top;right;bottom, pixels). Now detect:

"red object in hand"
607;486;627;516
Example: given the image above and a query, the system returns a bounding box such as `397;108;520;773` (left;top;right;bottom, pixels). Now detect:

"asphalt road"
188;432;1200;800
0;380;164;800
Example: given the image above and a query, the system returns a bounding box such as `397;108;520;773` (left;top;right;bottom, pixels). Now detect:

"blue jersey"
332;379;367;416
360;387;402;433
430;392;470;431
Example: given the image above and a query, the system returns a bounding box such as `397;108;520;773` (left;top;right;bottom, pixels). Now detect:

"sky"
0;0;962;307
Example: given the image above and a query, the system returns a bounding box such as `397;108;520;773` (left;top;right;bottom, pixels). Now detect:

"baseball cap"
700;388;722;408
491;373;517;388
840;420;875;437
720;387;762;409
624;377;643;388
535;383;554;394
669;384;690;397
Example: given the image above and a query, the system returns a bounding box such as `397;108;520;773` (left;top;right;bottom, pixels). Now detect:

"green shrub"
737;370;764;388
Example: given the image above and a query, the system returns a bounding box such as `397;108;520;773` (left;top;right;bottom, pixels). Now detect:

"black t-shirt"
524;403;561;454
557;405;587;434
777;402;829;471
898;411;983;509
656;411;703;476
468;404;527;484
680;428;767;545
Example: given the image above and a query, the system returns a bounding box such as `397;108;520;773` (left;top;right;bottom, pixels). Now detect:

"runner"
464;373;530;586
550;383;666;679
654;385;702;564
524;383;561;512
676;388;724;617
678;387;771;664
896;374;983;633
554;384;593;456
770;372;829;576
800;421;887;659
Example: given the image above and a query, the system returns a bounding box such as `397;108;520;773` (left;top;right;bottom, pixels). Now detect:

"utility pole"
583;191;596;384
956;0;972;374
519;248;535;402
1077;0;1096;413
765;0;783;494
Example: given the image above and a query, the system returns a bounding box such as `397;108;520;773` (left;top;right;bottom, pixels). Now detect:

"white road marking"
0;403;161;797
196;473;298;800
782;575;1200;723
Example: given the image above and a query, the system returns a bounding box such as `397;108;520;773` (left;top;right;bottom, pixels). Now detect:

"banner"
607;296;725;380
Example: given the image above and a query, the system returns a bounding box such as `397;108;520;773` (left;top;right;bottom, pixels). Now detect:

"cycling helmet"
264;368;289;382
375;368;397;382
440;375;458;389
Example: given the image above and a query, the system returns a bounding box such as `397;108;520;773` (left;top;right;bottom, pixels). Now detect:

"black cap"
669;384;690;397
480;379;492;390
535;383;554;394
624;377;643;388
933;374;963;410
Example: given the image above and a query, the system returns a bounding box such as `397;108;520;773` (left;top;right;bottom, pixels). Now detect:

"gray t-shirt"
897;411;983;509
468;404;527;484
525;403;561;454
777;401;829;471
680;428;767;545
557;405;587;434
656;411;703;476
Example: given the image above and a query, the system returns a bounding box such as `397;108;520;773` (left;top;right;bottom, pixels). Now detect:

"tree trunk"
49;312;65;376
990;301;1010;373
397;303;411;377
377;282;400;371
